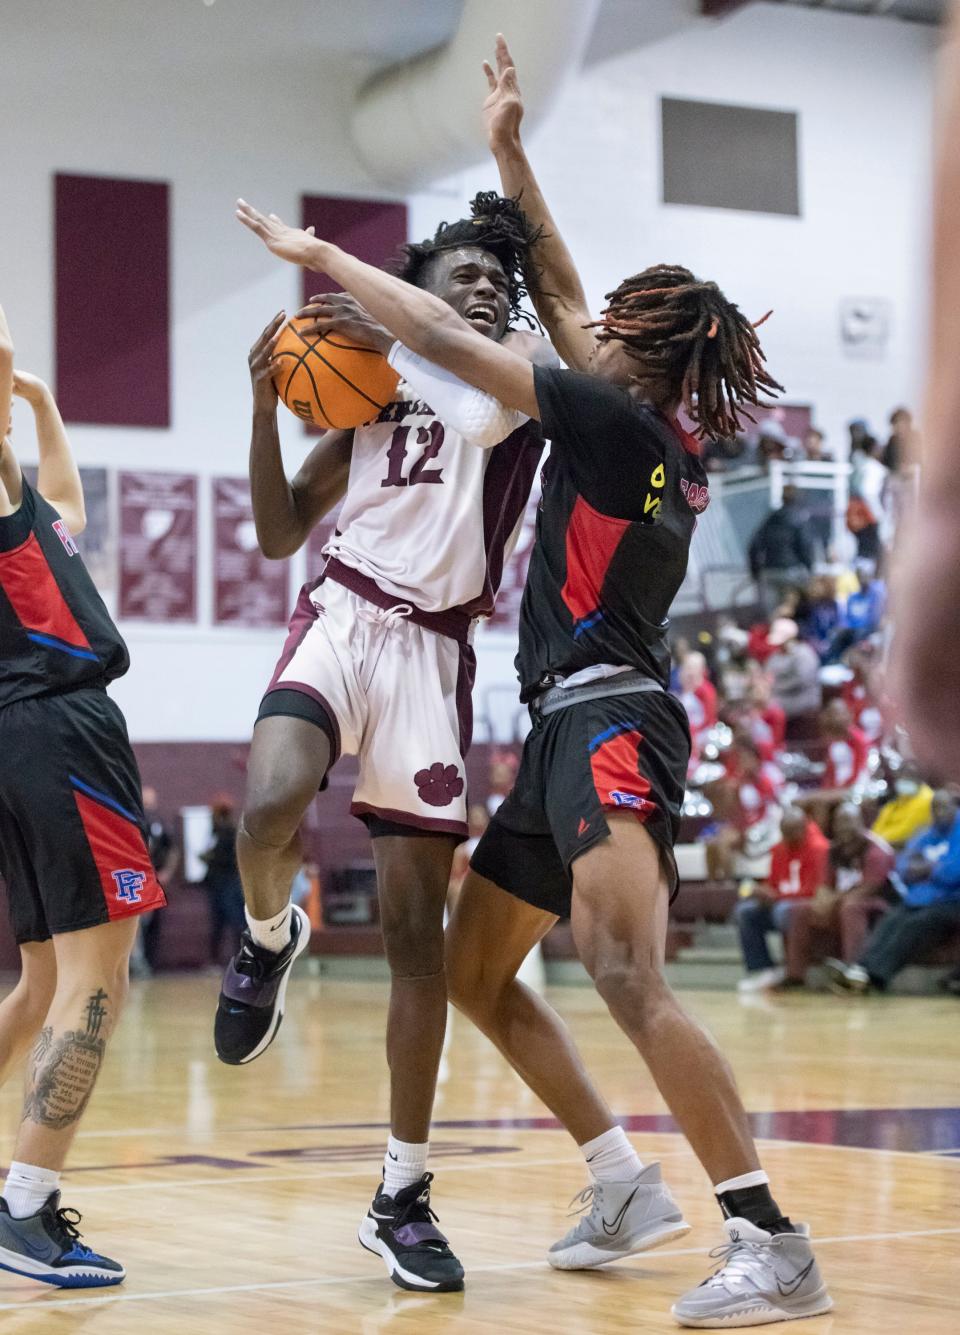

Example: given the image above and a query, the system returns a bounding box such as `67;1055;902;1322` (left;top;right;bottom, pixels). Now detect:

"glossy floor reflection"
0;975;956;1333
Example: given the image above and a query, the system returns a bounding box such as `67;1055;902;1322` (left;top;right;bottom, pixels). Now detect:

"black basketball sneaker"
214;904;311;1064
358;1172;464;1292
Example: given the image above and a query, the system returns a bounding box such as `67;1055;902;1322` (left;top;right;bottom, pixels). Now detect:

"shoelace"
703;1235;775;1290
566;1185;597;1217
390;1176;447;1251
52;1207;94;1258
357;604;414;632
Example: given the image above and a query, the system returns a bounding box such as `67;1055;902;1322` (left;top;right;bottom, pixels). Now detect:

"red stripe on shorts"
589;729;655;819
0;532;92;650
73;790;166;921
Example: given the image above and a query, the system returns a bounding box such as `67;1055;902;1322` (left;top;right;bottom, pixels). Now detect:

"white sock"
580;1127;644;1183
714;1169;770;1196
383;1136;428;1198
245;904;292;952
3;1162;61;1219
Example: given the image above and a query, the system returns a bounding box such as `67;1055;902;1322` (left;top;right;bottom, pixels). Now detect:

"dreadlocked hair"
587;264;783;439
388;191;543;330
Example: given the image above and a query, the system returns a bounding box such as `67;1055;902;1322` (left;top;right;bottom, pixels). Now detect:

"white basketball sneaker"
671;1217;833;1327
548;1162;690;1270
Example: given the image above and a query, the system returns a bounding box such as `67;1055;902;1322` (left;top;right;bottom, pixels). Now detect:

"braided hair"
390;192;542;330
587;264;783;439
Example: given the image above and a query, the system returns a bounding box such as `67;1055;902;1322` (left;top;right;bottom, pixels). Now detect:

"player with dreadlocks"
234;37;828;1322
216;191;555;1293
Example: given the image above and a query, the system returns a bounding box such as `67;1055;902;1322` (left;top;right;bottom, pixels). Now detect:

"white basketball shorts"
259;571;475;837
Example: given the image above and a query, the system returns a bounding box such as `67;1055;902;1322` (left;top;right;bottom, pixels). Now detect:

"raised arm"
247;312;352;559
482;35;597;372
12;371;85;534
236;203;540;419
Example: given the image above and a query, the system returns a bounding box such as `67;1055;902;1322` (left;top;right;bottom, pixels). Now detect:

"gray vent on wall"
661;97;801;217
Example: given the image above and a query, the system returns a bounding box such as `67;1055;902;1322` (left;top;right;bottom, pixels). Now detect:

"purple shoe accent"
392;1222;448;1248
220;954;283;1008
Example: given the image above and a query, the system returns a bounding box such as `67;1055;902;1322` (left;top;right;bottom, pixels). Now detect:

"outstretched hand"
482;33;524;152
236;199;322;268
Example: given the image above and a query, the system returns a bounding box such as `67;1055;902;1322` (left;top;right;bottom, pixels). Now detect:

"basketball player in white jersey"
215;195;555;1291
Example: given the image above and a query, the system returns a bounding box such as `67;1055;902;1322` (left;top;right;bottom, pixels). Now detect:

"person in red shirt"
821;700;869;789
787;803;894;987
706;738;781;880
747;671;786;754
677;651;718;741
735;808;829;991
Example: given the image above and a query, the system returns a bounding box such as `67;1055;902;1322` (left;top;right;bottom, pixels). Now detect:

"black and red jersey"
516;366;709;701
0;477;128;708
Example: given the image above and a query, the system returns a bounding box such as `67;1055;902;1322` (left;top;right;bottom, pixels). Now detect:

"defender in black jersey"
0;344;161;1288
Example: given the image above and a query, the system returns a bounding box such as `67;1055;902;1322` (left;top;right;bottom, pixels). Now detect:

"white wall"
0;1;937;742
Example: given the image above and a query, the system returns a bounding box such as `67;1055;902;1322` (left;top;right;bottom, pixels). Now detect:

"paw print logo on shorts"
414;762;465;808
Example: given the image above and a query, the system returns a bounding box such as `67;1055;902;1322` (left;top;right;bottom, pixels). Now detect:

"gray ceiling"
764;0;947;23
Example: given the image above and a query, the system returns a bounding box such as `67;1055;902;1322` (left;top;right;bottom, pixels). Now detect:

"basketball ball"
272;317;401;430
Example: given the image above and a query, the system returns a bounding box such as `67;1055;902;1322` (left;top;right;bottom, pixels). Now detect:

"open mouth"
464;302;498;330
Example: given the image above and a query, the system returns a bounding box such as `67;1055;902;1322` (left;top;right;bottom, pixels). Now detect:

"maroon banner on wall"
213;477;289;626
55;173;170;427
300;196;408;306
119;472;197;622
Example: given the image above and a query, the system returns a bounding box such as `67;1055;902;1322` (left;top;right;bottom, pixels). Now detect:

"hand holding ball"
272;315;400;431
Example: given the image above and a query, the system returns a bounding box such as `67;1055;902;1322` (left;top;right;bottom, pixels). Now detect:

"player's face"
425;247;510;340
588;335;641;387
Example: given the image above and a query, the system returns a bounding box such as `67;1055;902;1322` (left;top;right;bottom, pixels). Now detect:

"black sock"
717;1183;795;1234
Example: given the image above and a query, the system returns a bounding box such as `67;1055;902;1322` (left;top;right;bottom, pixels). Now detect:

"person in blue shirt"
826;790;960;992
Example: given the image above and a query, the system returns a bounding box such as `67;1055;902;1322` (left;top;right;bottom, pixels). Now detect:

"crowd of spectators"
672;410;960;998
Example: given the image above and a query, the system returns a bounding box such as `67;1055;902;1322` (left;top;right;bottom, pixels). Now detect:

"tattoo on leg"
21;990;110;1132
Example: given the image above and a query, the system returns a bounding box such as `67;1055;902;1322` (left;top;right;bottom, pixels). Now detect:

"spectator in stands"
821;699;870;791
786;803;895;989
748;485;815;615
734;807;829;993
827;790;960;993
749;671;786;751
883;406;918;474
705;736;781;880
800;574;843;661
802;426;833;463
872;763;934;850
201;797;245;965
766;618;822;721
449;804;491;909
848;418;872;455
843;558;886;646
487;749;519;817
848;436;889;565
715;623;752;704
798;699;871;829
677;651;718;744
129;785;179;977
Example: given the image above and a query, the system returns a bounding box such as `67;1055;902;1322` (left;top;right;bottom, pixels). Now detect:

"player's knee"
445;946;487;1018
589;956;669;1029
381;909;445;978
242;786;308;849
8;975;55;1031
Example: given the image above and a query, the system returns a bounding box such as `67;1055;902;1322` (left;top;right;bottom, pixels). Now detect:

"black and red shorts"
470;685;690;918
0;686;165;944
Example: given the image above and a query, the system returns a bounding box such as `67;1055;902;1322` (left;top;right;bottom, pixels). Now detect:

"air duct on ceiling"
351;0;602;192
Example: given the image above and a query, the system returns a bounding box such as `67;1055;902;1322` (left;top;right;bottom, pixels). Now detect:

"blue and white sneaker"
0;1192;125;1288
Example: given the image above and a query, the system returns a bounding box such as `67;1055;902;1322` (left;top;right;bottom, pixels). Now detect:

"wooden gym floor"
0;973;956;1333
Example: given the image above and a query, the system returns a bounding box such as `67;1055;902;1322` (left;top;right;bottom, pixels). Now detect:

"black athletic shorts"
0;687;166;944
470;687;690;918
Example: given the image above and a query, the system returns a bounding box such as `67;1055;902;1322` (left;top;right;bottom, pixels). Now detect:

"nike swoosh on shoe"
602;1186;640;1236
776;1258;815;1297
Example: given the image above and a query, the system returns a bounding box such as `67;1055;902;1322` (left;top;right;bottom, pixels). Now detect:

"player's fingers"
496;33;514;73
482;60;496;90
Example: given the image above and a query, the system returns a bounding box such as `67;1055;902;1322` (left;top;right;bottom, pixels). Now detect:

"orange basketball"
272;317;400;430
